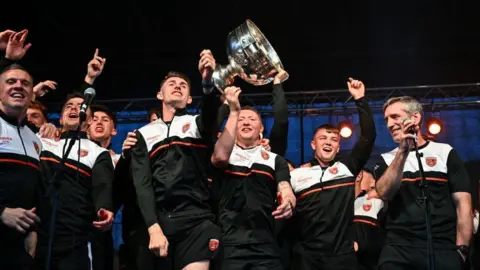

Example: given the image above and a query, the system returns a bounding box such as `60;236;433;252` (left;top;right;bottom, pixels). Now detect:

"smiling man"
34;49;115;270
374;96;472;270
0;29;42;270
210;86;296;270
34;93;115;270
130;50;222;270
288;78;376;270
0;64;42;270
87;104;119;270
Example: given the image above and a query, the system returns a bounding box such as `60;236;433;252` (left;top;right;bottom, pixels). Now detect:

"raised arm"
0;29;31;71
196;50;221;138
216;99;230;134
84;48;106;86
269;70;289;156
343;78;376;176
211;86;241;168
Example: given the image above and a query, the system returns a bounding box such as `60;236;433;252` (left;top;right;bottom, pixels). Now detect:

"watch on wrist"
457;245;469;256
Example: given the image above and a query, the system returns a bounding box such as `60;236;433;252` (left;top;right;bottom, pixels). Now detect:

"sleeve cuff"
202;79;215;94
355;97;365;103
146;219;157;228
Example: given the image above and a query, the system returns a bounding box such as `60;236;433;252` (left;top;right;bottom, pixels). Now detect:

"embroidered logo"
261;150;270;160
33;142;40;154
425;157;437;167
208;239;219;252
79;149;89;157
182;122;191;133
329;167;338;175
363;201;372;212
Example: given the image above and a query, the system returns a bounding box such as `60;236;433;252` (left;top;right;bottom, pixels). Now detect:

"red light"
338;121;353;138
427;118;442;135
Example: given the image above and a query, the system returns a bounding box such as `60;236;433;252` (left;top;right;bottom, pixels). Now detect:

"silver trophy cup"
212;19;287;91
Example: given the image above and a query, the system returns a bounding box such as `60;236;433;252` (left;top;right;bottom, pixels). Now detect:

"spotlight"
427;118;442;135
338;121;353;138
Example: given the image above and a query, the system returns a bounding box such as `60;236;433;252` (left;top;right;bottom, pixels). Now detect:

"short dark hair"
159;71;191;90
312;124;339;139
28;100;48;122
148;107;162;121
91;104;117;128
0;63;33;82
61;92;85;113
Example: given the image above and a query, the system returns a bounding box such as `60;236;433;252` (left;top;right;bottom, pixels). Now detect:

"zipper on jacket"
319;168;326;186
165;115;175;138
17;125;28;156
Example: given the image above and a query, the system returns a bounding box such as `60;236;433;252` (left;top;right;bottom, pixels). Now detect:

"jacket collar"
309;156;339;168
60;130;88;139
158;104;188;119
0;109;27;127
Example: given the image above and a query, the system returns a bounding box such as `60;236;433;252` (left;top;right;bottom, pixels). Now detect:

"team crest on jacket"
425;157;437;167
33;141;40;154
208;239;219;252
261;150;269;160
363;201;372;211
79;149;89;157
329;167;338;175
182;122;191;133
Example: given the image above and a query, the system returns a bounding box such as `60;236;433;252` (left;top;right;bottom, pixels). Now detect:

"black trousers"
378;245;465;270
123;225;157;270
292;243;358;270
0;231;34;270
35;244;90;270
89;229;114;270
218;243;283;270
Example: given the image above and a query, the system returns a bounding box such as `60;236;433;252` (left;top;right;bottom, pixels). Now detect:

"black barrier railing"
45;83;480;123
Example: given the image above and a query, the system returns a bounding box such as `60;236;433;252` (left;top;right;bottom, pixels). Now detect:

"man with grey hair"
373;96;472;269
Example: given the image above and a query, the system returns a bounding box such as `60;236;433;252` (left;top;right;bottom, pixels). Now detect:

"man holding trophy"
124;19;291;270
129;50;222;270
207;20;296;270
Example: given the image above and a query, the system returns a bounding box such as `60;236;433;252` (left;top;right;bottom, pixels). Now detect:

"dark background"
1;0;480;103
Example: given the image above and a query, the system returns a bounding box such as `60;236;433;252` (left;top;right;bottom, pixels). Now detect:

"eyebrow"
167;79;187;85
384;113;399;121
6;77;31;83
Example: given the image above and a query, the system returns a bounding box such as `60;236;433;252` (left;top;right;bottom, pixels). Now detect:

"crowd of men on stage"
0;28;478;270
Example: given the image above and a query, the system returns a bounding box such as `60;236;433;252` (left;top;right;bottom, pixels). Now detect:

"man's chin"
8;102;26;109
64;122;80;131
165;98;187;108
90;133;105;141
319;154;335;162
237;134;257;144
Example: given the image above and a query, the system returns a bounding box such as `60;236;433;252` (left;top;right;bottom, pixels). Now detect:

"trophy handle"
212;60;244;92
